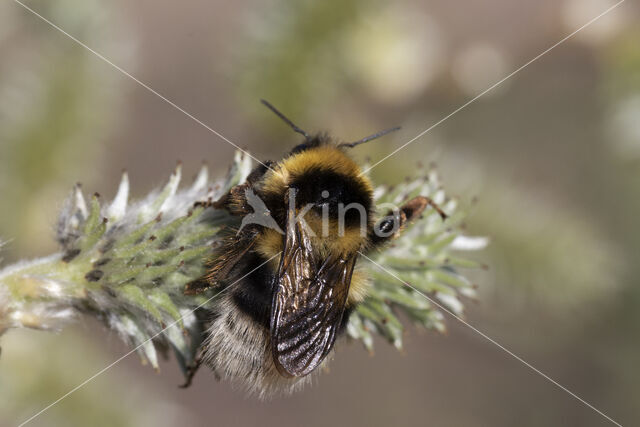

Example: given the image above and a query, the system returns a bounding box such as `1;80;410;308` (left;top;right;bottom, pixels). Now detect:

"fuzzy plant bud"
0;151;486;379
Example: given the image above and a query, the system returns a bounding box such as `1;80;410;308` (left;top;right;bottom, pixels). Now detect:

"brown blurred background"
1;0;639;426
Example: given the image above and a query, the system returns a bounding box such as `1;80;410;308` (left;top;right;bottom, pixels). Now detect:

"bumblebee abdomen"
229;251;276;329
204;294;312;397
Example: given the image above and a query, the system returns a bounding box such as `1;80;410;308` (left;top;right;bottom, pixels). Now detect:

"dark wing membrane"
270;211;356;377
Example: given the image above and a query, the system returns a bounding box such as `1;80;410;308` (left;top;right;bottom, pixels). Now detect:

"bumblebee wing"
270;204;356;377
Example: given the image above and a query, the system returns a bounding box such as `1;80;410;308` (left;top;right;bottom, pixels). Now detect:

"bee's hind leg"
179;345;207;388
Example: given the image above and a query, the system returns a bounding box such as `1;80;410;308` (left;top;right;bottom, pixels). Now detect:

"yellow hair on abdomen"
348;269;370;305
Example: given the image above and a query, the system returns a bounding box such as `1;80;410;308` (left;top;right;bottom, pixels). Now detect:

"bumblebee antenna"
338;126;401;149
261;99;310;140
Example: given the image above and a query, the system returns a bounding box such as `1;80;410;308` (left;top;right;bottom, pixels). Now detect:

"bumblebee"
184;101;445;396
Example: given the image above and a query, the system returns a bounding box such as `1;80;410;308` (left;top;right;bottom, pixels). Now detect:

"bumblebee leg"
421;196;448;221
179;345;207;388
193;196;214;208
211;161;274;214
245;161;274;184
371;196;447;247
184;277;213;295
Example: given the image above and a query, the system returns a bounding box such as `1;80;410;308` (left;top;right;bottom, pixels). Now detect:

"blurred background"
0;0;638;425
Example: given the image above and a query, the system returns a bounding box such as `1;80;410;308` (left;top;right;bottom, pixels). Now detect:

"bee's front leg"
208;161;274;215
370;196;447;247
